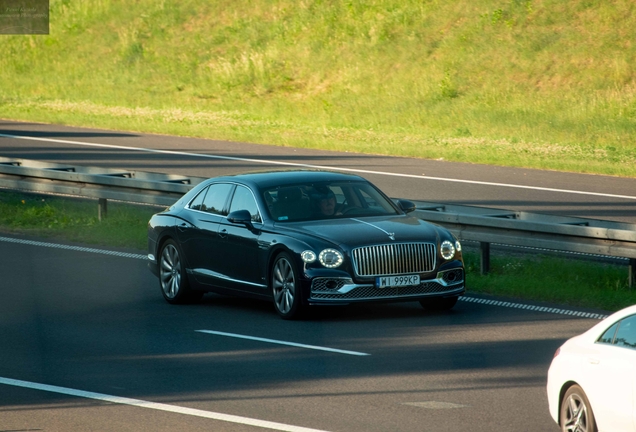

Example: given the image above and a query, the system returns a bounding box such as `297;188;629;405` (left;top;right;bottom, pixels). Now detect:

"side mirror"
227;209;254;229
397;199;416;214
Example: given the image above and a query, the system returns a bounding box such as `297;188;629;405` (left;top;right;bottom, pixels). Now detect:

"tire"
159;239;203;304
560;384;597;432
271;252;303;319
420;296;459;311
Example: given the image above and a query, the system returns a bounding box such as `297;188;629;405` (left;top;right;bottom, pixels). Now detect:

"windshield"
262;180;400;222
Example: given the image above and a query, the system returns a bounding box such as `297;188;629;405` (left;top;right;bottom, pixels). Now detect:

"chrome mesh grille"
311;278;350;292
310;282;461;300
352;243;436;277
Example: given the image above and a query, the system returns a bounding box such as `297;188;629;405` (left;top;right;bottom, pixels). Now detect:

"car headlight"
440;240;456;260
319;248;344;268
300;250;317;263
455;240;462;252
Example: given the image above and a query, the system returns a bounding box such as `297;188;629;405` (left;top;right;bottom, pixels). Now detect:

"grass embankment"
2;190;634;312
1;0;635;177
0;190;157;249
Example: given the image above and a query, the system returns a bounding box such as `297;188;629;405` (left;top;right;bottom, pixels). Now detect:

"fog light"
301;250;317;263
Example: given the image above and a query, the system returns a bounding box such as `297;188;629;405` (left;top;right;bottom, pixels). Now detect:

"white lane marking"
2;133;635;201
0;236;609;320
196;330;370;356
458;297;608;320
0;236;147;260
0;377;331;432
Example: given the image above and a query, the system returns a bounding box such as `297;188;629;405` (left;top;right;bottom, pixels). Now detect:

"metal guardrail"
0;156;207;219
412;202;636;287
1;156;634;287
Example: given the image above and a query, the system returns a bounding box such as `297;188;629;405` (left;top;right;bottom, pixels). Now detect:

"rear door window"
188;187;208;211
201;183;233;216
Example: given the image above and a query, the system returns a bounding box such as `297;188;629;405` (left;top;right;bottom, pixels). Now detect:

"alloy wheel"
272;256;296;315
563;393;588;432
561;387;596;432
160;243;181;299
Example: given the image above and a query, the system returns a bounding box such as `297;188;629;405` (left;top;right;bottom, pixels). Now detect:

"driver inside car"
313;188;342;217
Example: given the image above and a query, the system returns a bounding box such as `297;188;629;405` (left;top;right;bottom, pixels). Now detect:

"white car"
547;304;636;432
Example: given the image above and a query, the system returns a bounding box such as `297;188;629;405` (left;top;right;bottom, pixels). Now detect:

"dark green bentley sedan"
148;170;464;319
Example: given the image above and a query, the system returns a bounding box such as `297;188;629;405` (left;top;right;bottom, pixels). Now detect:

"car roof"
208;170;367;189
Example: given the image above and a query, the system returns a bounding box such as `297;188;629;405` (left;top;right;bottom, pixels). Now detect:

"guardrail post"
630;259;635;289
98;198;108;221
480;242;490;275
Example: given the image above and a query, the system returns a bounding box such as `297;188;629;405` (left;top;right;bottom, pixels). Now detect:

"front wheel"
560;385;597;432
420;296;458;311
159;239;203;304
271;252;303;319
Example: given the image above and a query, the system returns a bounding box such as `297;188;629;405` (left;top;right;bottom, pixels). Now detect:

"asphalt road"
0;236;602;432
1;120;635;223
0;120;628;431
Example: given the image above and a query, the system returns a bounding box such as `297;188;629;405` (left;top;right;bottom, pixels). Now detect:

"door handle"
588;357;600;365
219;228;228;238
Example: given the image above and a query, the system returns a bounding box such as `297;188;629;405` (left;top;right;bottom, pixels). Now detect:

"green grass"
464;252;636;312
2;190;634;312
0;190;159;249
1;0;635;177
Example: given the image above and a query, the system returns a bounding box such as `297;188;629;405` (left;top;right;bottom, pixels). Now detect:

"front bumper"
307;268;465;305
147;254;159;278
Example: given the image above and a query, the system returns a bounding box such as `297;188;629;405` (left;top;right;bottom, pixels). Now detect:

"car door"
216;184;267;295
586;314;636;432
178;182;234;286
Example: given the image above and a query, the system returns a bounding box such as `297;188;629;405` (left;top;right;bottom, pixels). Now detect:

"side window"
614;315;636;349
201;183;233;216
229;186;261;222
188;187;208;211
598;322;619;344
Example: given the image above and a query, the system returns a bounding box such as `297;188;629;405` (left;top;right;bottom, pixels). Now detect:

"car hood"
275;215;442;248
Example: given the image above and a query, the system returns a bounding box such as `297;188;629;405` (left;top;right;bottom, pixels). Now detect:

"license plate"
376;275;420;288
